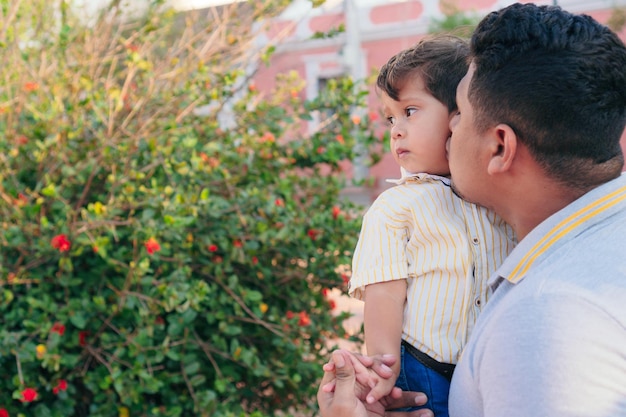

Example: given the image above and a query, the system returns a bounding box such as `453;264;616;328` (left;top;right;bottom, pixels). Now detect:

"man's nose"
449;113;459;132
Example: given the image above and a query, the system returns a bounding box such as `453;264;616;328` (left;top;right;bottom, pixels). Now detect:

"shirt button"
475;298;482;306
472;237;480;244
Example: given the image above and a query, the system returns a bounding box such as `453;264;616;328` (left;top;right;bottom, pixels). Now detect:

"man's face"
447;65;490;206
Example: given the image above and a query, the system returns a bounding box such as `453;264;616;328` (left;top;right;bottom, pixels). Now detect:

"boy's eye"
405;108;417;117
386;116;395;126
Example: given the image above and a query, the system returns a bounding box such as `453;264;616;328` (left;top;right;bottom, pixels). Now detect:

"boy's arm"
363;279;407;402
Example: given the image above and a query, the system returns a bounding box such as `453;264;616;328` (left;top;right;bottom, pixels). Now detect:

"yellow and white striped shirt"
350;174;516;364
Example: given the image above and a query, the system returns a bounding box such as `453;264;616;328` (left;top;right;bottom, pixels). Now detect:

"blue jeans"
394;344;451;417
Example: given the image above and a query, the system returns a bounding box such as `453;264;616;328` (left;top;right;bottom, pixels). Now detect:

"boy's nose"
391;123;405;139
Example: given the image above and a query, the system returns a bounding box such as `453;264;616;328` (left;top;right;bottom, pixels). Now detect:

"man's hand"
317;350;434;417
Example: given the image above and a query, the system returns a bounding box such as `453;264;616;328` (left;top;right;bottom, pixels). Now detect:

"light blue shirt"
449;173;626;417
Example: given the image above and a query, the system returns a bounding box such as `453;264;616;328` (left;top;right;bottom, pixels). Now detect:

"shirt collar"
386;167;451;185
492;173;626;288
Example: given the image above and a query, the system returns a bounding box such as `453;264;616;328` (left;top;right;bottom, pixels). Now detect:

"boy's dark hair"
376;34;469;113
469;3;626;189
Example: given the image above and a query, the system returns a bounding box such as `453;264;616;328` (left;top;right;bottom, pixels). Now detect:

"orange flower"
351;114;361;125
260;132;275;143
144;237;161;255
14;193;28;207
335;134;345;144
23;82;39;92
51;234;71;252
248;82;257;92
298;311;311;326
332;206;341;220
21;387;37;402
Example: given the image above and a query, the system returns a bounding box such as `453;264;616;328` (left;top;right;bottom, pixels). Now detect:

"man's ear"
487;124;517;175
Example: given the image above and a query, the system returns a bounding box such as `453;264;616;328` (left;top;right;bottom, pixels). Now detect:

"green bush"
0;1;381;415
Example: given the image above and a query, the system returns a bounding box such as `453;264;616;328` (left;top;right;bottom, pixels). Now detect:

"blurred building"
253;0;626;203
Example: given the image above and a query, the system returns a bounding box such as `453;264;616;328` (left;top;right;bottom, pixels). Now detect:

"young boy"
349;35;516;416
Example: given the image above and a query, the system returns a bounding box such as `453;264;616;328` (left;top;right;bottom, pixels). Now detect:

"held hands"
352;352;402;405
317;349;434;417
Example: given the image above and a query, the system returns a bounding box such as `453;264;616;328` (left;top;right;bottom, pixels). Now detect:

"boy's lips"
396;148;409;157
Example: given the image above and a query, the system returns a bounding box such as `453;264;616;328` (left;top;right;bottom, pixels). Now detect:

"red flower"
332;206;341;220
307;229;319;241
298;311;311;326
321;288;330;297
233;240;243;248
208;244;218;252
368;110;379;121
144;237;161;255
0;408;8;417
286;310;295;319
328;299;337;310
51;234;71;252
51;322;65;336
78;331;89;346
53;379;68;394
275;198;284;207
335;134;345;144
341;273;349;285
21;387;37;402
316;146;325;154
252;256;258;265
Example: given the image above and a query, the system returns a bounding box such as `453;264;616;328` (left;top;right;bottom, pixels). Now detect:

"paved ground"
329;288;365;353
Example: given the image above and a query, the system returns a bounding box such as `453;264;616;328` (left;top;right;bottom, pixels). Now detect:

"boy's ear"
487;123;517;175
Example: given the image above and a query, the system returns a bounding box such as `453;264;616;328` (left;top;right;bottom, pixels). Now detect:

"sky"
173;0;242;10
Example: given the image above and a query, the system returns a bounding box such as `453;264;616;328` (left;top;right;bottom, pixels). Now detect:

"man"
318;3;626;416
